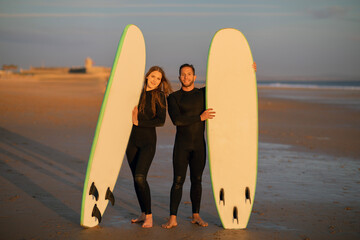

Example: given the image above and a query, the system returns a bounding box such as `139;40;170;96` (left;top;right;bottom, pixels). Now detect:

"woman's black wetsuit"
167;87;206;215
126;90;166;215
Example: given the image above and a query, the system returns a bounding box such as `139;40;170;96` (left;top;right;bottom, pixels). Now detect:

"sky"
0;0;359;81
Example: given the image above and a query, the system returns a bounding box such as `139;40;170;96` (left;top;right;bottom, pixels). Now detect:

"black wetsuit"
126;90;166;215
167;87;206;215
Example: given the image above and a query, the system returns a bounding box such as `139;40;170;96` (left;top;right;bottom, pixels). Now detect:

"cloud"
307;6;348;19
25;2;279;9
0;13;104;18
0;11;300;18
0;2;291;18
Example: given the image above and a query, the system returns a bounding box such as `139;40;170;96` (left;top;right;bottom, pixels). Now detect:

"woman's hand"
132;106;139;126
200;108;216;121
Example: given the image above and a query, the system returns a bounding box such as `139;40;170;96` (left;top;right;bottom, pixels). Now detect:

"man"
162;64;215;228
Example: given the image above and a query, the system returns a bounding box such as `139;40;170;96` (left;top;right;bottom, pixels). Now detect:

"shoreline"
258;87;360;159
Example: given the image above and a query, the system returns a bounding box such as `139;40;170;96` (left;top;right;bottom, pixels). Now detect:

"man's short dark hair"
179;63;195;76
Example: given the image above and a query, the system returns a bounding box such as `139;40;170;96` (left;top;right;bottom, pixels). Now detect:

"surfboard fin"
245;187;251;204
92;204;102;223
105;187;115;206
233;206;239;224
219;188;225;206
89;182;99;201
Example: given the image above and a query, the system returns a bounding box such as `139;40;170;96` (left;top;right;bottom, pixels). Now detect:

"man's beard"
181;79;194;88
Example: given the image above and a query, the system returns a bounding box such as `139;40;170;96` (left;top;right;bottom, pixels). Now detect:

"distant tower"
85;57;93;71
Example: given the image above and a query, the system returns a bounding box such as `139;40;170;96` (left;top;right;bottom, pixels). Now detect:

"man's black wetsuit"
126;90;166;215
167;87;206;215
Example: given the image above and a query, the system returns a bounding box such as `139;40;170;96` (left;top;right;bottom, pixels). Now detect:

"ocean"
257;80;360;90
188;80;360;90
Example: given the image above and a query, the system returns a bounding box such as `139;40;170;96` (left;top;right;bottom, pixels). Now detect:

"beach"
0;74;359;239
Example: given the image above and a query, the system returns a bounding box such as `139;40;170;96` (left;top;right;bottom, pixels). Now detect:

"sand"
0;74;359;239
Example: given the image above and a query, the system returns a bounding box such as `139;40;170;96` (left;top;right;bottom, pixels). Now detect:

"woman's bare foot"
191;213;208;227
131;212;146;223
161;215;178;229
142;214;153;228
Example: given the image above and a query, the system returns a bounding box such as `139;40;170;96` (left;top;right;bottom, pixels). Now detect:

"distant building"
85;57;93;70
11;57;110;76
2;64;18;73
69;67;86;73
26;66;68;74
68;57;94;74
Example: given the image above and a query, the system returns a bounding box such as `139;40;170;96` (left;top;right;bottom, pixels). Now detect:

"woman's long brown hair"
138;66;173;116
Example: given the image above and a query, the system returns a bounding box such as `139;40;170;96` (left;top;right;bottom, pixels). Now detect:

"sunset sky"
1;0;359;80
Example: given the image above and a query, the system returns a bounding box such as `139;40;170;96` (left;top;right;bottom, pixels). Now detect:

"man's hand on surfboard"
252;62;257;72
200;108;216;121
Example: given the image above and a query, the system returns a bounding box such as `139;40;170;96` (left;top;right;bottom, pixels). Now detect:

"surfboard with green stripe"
206;28;258;229
80;24;146;228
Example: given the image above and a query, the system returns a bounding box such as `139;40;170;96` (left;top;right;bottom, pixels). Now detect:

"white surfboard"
206;28;258;229
80;24;146;228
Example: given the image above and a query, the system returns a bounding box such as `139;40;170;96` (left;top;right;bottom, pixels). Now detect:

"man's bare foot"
131;212;146;223
161;215;178;229
142;214;153;228
191;213;208;227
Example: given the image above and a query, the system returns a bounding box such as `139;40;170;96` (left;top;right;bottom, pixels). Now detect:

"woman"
126;66;172;228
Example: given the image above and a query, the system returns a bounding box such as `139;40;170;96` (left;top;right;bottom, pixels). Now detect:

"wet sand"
0;75;359;239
